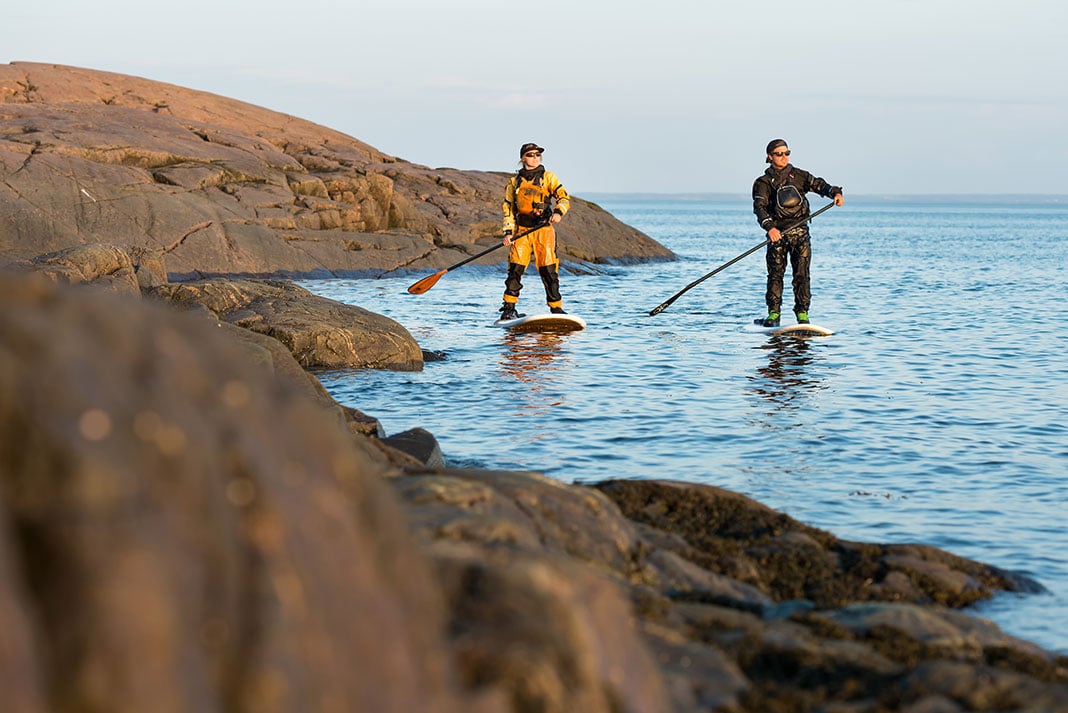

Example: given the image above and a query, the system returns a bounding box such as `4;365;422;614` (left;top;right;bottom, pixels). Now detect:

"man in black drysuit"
752;138;844;327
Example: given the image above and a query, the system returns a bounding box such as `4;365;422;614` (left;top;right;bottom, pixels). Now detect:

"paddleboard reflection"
747;336;829;411
496;330;578;426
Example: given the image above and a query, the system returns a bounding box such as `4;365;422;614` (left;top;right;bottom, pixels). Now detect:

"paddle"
406;221;550;295
648;202;835;316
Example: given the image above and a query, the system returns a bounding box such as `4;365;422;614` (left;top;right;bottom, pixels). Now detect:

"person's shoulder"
543;170;568;190
504;174;518;197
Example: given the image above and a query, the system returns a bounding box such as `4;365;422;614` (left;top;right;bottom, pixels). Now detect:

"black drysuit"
752;165;842;315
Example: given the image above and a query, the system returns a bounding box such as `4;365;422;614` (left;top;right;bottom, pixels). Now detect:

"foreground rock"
399;470;1068;712
0;62;675;279
0;273;474;713
2;275;1067;713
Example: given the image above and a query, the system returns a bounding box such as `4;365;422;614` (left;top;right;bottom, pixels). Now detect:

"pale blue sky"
7;0;1066;195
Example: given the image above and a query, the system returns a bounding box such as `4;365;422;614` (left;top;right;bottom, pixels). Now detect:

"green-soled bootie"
755;311;780;327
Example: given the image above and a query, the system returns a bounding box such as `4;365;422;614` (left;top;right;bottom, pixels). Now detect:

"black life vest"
775;184;805;218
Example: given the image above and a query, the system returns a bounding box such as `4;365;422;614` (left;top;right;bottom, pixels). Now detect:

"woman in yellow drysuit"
498;142;571;320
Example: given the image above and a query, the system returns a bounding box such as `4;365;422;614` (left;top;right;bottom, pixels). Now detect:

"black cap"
519;142;545;157
765;139;788;163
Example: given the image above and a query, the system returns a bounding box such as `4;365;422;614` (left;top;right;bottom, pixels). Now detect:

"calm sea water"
301;197;1068;654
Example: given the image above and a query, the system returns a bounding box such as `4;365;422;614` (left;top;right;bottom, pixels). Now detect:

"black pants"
504;263;561;305
764;229;811;314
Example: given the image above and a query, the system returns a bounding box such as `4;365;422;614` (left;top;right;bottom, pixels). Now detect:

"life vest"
775;184;806;218
513;172;552;221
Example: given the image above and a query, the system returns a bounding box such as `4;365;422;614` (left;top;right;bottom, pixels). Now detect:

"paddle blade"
407;270;446;295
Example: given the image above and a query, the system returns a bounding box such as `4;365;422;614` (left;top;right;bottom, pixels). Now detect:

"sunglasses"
771;150;791;157
524;152;543;158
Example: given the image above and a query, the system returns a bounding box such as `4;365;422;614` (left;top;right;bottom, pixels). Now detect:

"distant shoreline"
581;192;1068;205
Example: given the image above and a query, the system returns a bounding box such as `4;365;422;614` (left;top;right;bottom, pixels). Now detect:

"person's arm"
546;171;570;225
502;177;517;244
805;170;844;205
753;179;780;241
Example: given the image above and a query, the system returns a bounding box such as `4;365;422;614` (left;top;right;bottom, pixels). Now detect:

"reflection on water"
746;336;828;410
741;336;832;483
496;331;576;428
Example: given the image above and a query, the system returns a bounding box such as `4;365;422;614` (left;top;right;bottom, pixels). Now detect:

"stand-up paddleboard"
494;313;587;332
744;321;834;337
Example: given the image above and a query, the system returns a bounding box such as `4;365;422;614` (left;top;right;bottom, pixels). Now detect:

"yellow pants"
508;225;558;269
503;225;562;308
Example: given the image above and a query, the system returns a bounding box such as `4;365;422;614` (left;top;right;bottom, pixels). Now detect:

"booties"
499;302;525;320
754;311;780;327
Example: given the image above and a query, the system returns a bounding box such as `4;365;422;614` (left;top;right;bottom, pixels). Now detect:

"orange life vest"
514;173;551;219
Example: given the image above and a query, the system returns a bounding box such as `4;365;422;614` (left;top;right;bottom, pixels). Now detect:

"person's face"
521;150;543;169
768;146;791;169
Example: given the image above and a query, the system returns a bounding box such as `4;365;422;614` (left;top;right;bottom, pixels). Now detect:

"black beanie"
765;139;788;162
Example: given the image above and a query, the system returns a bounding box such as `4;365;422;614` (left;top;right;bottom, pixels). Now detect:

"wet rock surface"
398;470;1068;712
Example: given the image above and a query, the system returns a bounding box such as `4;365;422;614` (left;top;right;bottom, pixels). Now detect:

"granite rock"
0;62;675;280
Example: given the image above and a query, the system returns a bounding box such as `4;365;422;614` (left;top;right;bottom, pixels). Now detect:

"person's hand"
549;212;562;225
767;227;782;243
834;193;845;207
502;232;513;246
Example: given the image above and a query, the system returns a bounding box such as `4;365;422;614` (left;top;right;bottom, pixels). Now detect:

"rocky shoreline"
0;62;674;280
3;244;1067;713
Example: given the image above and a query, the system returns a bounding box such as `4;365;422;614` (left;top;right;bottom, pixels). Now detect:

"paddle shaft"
407;220;549;294
648;202;835;316
448;221;547;271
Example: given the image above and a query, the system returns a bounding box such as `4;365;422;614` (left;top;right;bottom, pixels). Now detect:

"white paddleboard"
744;321;834;337
494;313;587;332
